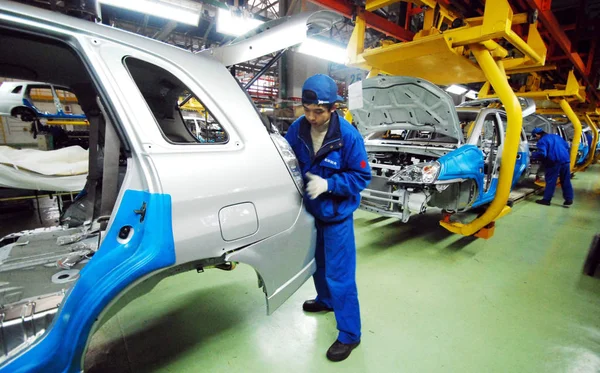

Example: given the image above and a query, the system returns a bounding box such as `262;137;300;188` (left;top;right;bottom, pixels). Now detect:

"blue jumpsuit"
532;133;574;202
285;112;371;344
585;132;593;148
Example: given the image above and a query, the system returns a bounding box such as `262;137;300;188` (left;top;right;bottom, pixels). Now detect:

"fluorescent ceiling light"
465;90;478;99
98;0;201;26
445;85;468;95
296;38;348;65
217;8;264;36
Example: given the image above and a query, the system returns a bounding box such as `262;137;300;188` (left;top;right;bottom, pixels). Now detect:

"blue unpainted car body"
22;97;87;121
353;76;530;222
5;190;175;373
436;145;528;208
576;139;589;165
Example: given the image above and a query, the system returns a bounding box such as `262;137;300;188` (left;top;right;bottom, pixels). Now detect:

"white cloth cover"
0;146;88;191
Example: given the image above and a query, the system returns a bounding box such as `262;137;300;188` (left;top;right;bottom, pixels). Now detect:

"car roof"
0;2;219;72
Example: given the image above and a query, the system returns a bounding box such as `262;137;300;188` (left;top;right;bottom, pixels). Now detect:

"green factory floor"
85;168;600;373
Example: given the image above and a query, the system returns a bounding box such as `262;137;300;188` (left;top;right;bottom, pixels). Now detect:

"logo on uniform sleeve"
324;158;338;167
360;160;367;169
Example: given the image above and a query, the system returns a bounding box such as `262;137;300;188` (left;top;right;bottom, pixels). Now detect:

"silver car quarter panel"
219;203;259;241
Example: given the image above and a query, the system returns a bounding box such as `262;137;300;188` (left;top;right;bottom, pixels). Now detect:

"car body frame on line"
0;81;86;122
562;121;591;165
351;76;530;223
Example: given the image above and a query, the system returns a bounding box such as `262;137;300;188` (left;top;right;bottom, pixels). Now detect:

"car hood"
349;76;463;142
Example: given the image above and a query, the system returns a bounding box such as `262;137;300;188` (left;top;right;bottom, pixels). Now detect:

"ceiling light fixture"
98;0;201;26
465;90;478;99
445;85;468;95
296;38;348;65
217;8;264;36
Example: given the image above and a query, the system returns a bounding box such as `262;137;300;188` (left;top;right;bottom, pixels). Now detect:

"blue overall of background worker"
285;74;371;362
531;127;574;206
585;130;593;150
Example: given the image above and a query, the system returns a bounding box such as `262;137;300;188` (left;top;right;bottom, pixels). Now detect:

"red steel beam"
307;0;414;41
586;40;596;76
525;0;600;101
548;55;571;61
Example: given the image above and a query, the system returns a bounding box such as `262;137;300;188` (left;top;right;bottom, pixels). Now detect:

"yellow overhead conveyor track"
479;71;589;172
345;0;548;238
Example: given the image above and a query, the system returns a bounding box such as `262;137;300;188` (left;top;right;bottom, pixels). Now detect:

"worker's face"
303;103;334;128
535;133;542;140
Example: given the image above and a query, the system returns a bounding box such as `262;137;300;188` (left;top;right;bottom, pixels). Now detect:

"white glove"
306;172;329;199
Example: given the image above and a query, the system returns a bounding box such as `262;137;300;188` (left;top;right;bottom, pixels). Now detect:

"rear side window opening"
11;85;22;94
124;57;228;145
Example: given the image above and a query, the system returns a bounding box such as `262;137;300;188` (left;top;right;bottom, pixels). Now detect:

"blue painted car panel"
22;98;87;120
3;190;175;373
576;141;589;165
513;151;529;185
437;145;485;198
472;178;499;208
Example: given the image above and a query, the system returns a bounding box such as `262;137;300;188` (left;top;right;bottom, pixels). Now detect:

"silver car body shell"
352;76;463;221
0;81;74;118
0;2;316;368
0;81;27;116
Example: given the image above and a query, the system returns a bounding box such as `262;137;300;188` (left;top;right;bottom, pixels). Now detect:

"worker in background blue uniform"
585;131;593;147
531;127;574;206
585;131;593;158
285;74;371;362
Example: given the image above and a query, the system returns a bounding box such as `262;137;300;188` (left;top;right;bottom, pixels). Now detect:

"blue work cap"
531;127;544;136
302;74;343;105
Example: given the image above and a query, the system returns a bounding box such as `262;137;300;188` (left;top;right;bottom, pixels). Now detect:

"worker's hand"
306;172;328;200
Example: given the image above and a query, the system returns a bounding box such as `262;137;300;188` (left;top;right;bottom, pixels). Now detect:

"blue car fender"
437;145;485;200
1;190;176;373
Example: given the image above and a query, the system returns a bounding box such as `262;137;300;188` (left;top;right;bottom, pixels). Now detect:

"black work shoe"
563;200;573;206
302;300;333;313
326;340;360;362
535;199;551;206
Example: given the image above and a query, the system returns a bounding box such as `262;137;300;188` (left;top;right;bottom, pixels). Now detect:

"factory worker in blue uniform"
285;74;371;362
585;131;593;149
531;127;574;206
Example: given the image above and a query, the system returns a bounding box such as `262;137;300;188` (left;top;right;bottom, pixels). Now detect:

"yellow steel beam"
347;13;367;68
523;21;547;65
422;8;436;30
367;69;380;78
365;0;397;12
504;64;557;75
559;99;582;172
466;12;529;27
347;0;547;85
440;46;521;237
479;71;586;103
482;69;586;173
536;108;570;115
411;0;459;23
45;120;89;126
